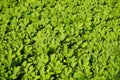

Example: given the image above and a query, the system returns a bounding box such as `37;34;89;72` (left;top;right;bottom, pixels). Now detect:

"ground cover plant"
0;0;120;80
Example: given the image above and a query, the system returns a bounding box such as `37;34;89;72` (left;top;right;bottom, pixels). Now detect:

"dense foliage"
0;0;120;80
